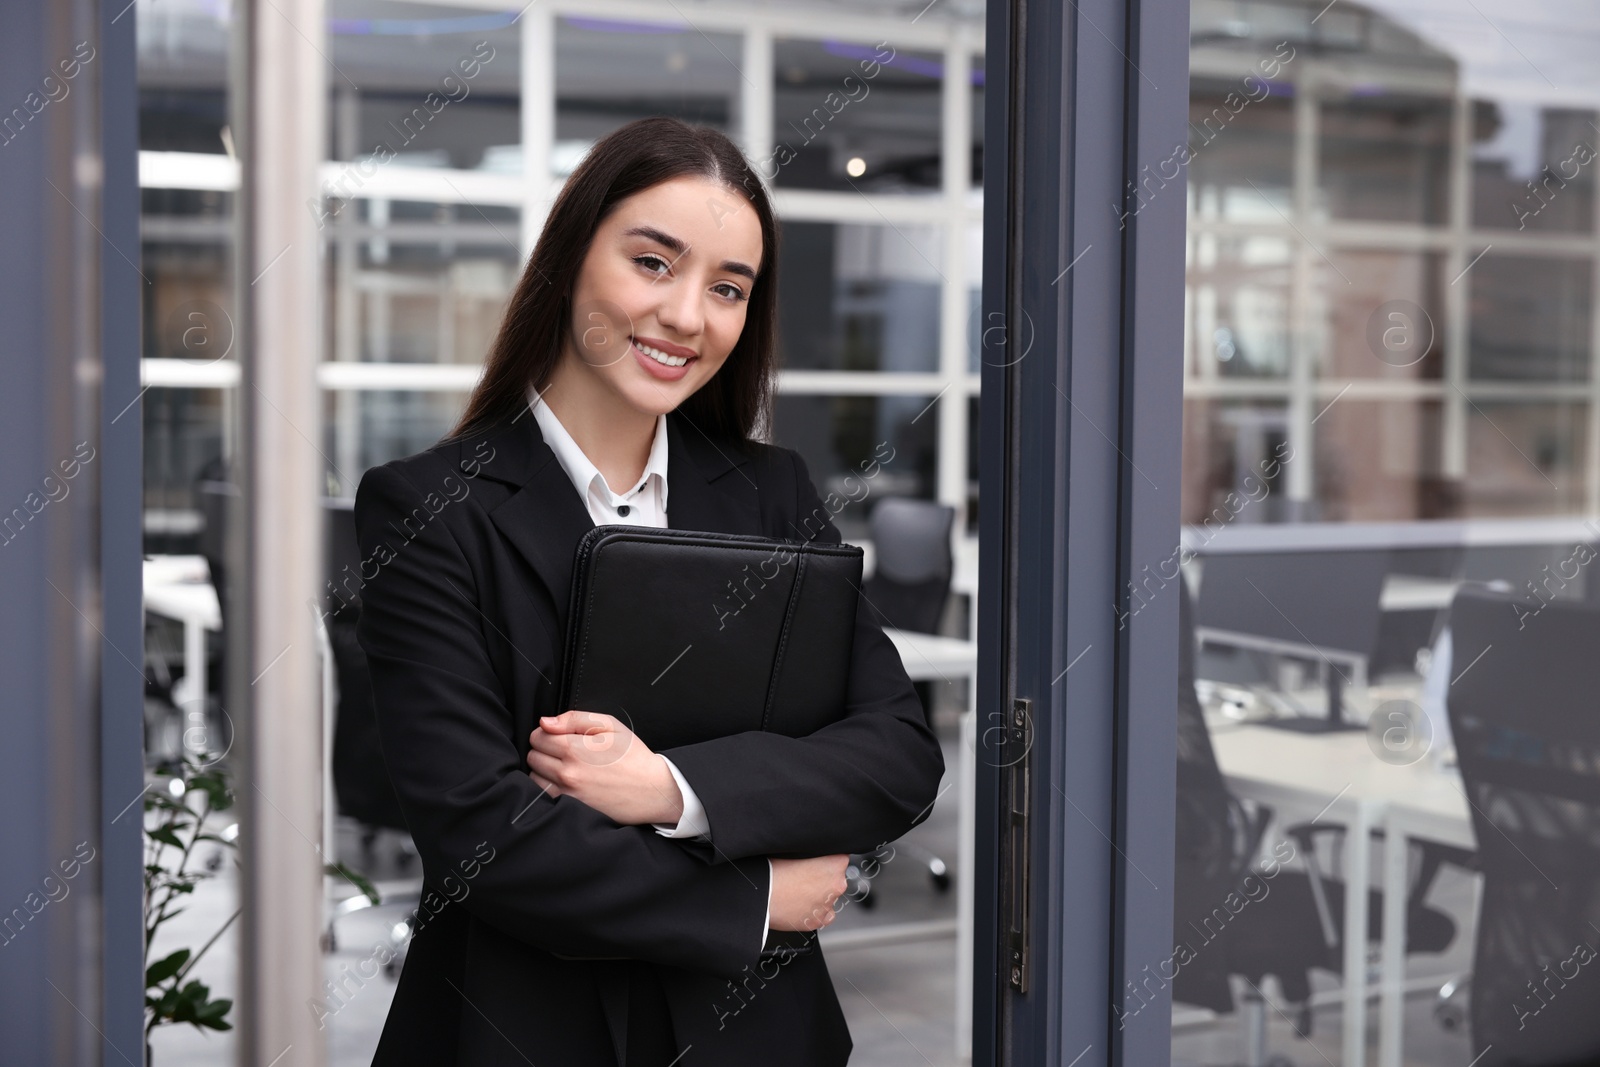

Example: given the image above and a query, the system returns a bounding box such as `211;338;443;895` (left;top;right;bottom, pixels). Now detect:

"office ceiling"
1360;0;1600;107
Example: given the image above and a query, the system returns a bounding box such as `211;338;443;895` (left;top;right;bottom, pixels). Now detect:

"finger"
572;727;627;760
529;728;577;757
561;710;626;737
528;770;560;797
526;749;567;783
539;710;609;734
536;711;578;733
531;728;622;766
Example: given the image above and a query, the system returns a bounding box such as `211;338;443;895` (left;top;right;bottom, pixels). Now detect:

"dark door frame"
975;0;1190;1063
0;0;145;1060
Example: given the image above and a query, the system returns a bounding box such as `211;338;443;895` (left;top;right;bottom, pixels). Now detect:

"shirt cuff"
651;756;710;839
762;858;772;952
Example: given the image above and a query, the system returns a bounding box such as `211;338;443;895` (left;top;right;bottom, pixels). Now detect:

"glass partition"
771;36;944;193
138;2;986;1063
777;220;944;374
772;392;940;537
1170;3;1600;1065
554;15;743;167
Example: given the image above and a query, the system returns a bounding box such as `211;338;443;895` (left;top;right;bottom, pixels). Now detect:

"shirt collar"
527;386;670;510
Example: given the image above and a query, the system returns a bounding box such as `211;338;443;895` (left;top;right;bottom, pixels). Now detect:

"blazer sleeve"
353;462;770;979
656;450;948;862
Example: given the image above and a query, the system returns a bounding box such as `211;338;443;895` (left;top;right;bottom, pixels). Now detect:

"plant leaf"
147;826;184;849
145;949;190;987
195;997;233;1029
325;863;381;906
189;771;234;812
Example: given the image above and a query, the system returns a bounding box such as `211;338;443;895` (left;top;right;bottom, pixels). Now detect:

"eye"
633;253;669;275
713;282;748;302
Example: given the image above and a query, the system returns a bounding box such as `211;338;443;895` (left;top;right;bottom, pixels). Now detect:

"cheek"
574;258;646;334
704;308;749;368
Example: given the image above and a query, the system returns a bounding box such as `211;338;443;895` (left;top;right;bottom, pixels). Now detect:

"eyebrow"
621;224;758;282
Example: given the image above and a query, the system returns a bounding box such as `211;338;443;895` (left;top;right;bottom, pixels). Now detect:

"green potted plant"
143;754;382;1062
143;756;238;1059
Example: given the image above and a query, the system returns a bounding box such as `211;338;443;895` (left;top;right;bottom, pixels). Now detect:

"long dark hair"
447;117;780;444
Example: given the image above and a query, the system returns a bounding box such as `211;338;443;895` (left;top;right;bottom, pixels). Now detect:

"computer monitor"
1194;549;1389;730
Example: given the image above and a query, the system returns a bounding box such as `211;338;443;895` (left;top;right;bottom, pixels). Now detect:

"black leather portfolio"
556;524;864;751
556;525;865;962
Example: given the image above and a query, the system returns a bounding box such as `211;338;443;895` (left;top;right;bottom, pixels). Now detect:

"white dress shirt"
529;389;773;950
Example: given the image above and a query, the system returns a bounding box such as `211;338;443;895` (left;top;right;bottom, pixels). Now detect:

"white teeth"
633;338;690;367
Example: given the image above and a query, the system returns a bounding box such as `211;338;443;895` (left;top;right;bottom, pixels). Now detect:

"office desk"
143;555;222;758
1379;575;1460;613
884;628;978;1065
1211;724;1472;1067
885;628;979;685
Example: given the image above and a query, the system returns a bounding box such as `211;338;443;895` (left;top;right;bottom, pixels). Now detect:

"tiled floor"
1171;861;1481;1067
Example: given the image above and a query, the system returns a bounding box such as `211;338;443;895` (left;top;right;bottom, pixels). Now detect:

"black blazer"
351;406;946;1066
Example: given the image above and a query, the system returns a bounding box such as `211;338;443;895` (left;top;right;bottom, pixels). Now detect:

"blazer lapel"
482;411;595;625
480;405;764;631
664;408;763;536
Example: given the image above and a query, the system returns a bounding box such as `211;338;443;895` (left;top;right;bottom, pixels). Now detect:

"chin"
624;364;719;412
617;378;693;417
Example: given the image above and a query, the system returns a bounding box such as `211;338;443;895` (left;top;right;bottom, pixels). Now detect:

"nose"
653;272;704;341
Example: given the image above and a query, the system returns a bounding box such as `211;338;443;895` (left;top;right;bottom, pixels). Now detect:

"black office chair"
861;497;958;635
1446;588;1600;1067
849;497;957;906
327;604;412;862
186;460;238;761
321;505;423;956
1173;573;1465;1066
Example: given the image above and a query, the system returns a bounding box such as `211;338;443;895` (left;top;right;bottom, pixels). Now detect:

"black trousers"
620;960;678;1067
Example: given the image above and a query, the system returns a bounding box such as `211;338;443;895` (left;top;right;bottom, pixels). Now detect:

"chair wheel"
320;929;336;953
385;942;408;980
1434;975;1470;1033
857;887;876;909
930;870;951;892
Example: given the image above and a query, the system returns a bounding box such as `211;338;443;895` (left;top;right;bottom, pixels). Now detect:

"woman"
353;116;945;1067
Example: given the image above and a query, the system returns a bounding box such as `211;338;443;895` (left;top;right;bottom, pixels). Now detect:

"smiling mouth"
631;336;696;368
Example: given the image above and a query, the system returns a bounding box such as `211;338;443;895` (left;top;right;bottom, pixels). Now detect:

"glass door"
1167;3;1600;1066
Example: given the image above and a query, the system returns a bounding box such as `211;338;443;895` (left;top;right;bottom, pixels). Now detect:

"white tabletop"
884;628;978;682
143;554;222;631
1210;722;1474;848
1379;574;1461;613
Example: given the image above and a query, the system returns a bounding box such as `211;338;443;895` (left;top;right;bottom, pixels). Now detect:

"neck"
539;358;658;493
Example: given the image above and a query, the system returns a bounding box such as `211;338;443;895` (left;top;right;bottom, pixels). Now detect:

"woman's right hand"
767;854;851;932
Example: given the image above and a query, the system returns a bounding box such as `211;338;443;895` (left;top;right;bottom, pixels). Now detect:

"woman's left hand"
526;711;684;827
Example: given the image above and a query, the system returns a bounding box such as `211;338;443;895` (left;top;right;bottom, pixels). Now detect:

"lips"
629;336;697;381
631;335;698;366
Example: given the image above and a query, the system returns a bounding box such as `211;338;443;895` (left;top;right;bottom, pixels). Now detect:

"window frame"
974;0;1188;1062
